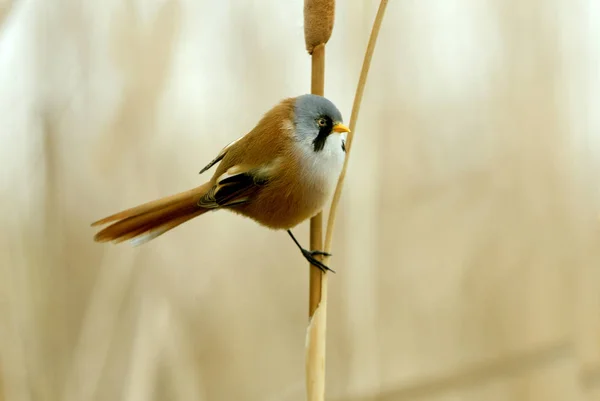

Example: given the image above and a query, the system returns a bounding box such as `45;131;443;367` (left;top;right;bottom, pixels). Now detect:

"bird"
91;94;350;272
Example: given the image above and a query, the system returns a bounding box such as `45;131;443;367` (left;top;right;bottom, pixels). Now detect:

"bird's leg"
286;230;335;273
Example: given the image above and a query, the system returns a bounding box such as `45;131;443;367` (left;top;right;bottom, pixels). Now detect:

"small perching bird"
91;94;350;272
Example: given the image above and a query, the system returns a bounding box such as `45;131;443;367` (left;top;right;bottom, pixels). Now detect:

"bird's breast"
233;136;345;230
298;133;346;196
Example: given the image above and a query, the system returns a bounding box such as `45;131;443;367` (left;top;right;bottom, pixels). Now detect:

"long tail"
92;182;212;245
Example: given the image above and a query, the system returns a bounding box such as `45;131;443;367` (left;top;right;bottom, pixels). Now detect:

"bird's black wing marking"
199;136;245;174
198;170;268;209
199;153;226;175
341;139;346;152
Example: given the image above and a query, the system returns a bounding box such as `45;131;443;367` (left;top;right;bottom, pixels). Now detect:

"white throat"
296;131;346;197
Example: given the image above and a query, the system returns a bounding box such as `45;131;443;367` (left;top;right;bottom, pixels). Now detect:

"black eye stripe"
312;115;334;152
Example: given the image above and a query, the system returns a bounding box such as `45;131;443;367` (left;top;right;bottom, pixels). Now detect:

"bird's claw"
301;249;335;273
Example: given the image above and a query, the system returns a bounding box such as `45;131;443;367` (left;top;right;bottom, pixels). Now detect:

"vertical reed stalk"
304;0;333;316
303;1;389;400
323;1;389;252
309;44;326;315
304;1;335;400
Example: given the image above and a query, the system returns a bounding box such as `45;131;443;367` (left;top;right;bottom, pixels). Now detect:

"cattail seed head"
304;0;335;54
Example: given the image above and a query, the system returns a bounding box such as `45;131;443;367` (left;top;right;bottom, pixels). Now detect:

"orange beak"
332;122;351;134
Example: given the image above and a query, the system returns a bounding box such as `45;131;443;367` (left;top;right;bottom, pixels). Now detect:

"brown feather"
93;182;212;243
91;95;332;245
91;184;212;227
214;98;330;229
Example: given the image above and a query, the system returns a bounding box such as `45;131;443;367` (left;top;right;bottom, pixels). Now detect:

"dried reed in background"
303;1;389;400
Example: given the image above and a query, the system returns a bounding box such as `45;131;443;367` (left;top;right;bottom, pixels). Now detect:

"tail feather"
92;183;212;244
127;209;206;246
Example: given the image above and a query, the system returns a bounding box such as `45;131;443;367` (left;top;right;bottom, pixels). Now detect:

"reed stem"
304;0;334;399
309;43;326;317
306;43;327;401
305;1;389;400
323;0;389;255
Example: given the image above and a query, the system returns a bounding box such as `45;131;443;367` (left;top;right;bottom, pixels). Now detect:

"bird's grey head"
293;94;349;152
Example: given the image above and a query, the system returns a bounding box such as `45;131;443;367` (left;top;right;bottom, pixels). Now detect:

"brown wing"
198;166;269;209
198;96;297;208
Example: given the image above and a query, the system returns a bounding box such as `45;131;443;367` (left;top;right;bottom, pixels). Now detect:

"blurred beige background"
1;0;599;400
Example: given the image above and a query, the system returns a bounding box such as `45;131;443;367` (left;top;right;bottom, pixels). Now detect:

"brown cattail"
304;0;335;54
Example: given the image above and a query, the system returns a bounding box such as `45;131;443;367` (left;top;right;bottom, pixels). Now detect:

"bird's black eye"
317;118;327;127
